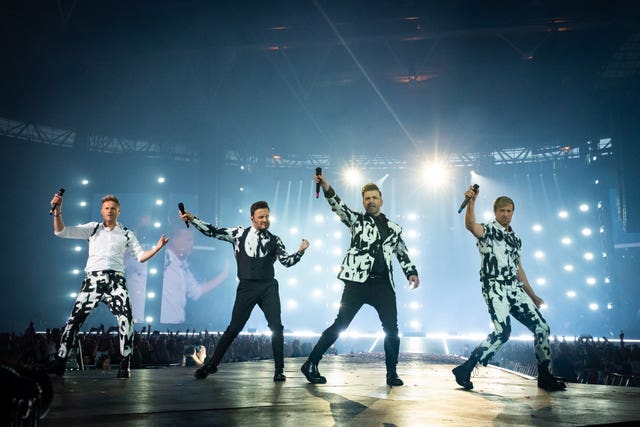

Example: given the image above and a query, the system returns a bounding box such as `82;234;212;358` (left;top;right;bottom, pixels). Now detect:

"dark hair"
361;183;381;198
250;201;270;217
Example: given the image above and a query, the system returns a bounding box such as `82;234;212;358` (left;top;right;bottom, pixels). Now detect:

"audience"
1;321;638;387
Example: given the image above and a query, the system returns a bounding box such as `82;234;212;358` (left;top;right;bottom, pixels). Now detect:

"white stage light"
561;237;572;245
155;199;163;206
80;201;87;207
536;278;546;286
287;278;298;287
607;303;613;310
604;277;610;284
312;289;322;299
332;301;341;309
421;160;450;188
566;291;576;298
147;292;155;299
157;177;165;183
149;268;158;275
409;302;420;310
588;303;598;311
343;167;362;186
581;227;592;236
563;264;574;272
407;213;417;221
286;299;298;310
584;252;594;261
289;227;299;235
81;179;89;185
313;265;323;272
153;222;161;228
406;229;418;239
74;246;82;252
534;250;544;259
586;277;596;285
70;292;78;298
314;215;324;223
145;316;154;323
532;224;543;232
239;187;244;192
483;211;493;221
332;247;342;256
579;204;589;212
333;231;342;239
72;269;80;275
558;210;569;219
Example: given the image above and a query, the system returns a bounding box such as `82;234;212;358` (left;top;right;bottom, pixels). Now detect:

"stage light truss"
1;116;613;167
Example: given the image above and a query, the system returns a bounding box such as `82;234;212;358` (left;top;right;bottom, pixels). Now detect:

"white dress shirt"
55;221;145;273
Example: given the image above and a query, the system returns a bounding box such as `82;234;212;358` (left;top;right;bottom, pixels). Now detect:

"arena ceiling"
2;0;639;159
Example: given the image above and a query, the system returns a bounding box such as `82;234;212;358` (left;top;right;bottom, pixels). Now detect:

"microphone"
49;188;65;215
457;184;479;214
178;202;189;228
315;167;322;198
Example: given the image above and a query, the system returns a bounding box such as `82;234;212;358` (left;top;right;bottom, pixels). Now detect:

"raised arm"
463;185;484;239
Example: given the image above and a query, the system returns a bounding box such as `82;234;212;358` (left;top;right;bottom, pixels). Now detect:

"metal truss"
2;116;613;167
0;117;75;148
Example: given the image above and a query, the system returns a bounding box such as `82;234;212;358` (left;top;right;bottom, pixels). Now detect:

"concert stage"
43;354;640;426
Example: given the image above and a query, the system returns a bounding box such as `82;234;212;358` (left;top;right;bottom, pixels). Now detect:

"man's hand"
408;275;420;289
298;238;310;254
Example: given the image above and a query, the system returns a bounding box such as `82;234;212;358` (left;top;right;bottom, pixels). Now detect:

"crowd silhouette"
1;321;638;387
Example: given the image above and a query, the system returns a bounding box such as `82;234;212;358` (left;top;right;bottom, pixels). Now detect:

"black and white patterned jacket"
324;187;418;288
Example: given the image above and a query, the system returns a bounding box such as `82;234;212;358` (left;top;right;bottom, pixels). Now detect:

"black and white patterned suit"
470;220;552;367
308;186;418;373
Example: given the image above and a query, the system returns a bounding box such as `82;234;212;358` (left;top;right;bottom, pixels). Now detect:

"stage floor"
43;354;640;426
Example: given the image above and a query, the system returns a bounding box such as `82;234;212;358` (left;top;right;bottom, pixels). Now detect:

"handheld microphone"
315;167;322;198
178;202;189;228
457;184;479;214
49;188;65;215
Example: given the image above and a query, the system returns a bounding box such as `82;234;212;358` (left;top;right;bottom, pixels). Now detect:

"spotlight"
532;224;543;232
153;222;161;228
558;210;569;219
581;228;592;236
561;237;572;245
155;199;163;206
588;303;598;311
579;204;589;212
566;291;576;298
80;201;87;207
584;252;594;261
149;268;158;275
81;179;89;185
70;292;78;298
534;250;544;259
586;277;596;285
157;177;165;183
342;167;362;186
563;264;574;272
74;246;82;252
145;316;153;323
147;292;155;299
72;269;80;275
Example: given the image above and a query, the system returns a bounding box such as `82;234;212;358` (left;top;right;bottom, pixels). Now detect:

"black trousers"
308;275;400;373
209;278;284;371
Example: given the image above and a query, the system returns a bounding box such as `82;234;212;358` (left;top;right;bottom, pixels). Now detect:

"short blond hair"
493;196;514;212
101;194;120;207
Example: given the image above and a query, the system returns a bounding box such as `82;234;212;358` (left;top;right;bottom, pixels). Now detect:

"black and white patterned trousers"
57;270;134;360
471;279;551;367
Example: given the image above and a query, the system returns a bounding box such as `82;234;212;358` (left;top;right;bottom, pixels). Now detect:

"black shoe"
538;371;566;391
301;359;326;384
273;371;286;382
46;356;66;376
452;364;474;390
194;364;217;379
386;372;404;386
117;368;131;379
